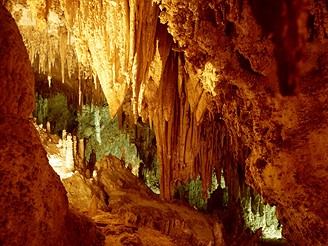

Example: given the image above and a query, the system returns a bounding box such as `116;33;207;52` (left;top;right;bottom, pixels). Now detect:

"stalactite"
59;26;67;84
10;0;161;118
93;73;97;89
153;50;225;201
47;75;52;87
11;0;273;212
7;0;328;243
241;186;282;239
94;108;101;144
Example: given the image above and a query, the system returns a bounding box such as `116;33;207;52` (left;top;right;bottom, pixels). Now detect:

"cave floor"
65;155;219;245
36;124;284;245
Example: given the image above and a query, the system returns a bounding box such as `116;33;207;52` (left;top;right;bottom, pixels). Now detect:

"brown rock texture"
64;154;223;245
62;172;110;213
0;5;103;245
157;0;328;244
3;0;328;244
0;4;35;118
0;5;66;244
0;116;68;245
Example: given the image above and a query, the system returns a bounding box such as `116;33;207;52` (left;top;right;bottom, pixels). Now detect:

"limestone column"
73;135;77;165
46;121;51;132
62;129;67;140
78;138;85;160
65;134;74;171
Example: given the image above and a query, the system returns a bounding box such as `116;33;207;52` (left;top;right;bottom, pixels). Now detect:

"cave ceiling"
2;0;328;244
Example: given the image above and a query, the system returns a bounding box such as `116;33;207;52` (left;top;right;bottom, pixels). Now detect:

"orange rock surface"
1;0;328;244
63;154;224;245
0;5;102;245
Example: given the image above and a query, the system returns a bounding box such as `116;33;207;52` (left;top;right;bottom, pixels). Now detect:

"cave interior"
0;0;328;245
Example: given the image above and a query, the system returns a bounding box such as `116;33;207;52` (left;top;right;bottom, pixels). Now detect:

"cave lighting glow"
47;154;74;180
34;123;75;180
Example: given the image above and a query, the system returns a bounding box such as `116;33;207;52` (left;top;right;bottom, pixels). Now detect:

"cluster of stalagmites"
62;154;228;245
34;113;234;245
35;122;85;179
1;0;328;245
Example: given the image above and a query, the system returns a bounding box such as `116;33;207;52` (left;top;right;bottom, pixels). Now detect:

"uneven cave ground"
33;102;284;246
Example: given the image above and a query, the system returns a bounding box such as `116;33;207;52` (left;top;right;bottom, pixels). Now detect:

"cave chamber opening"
1;1;300;244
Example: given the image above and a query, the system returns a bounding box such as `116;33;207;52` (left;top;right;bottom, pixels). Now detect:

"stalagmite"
73;135;77;164
94;108;101;144
46;121;51;132
65;134;75;171
62;129;67;140
78;138;85;160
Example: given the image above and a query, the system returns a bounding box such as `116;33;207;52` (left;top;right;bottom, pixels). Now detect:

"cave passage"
1;0;328;245
33;90;282;243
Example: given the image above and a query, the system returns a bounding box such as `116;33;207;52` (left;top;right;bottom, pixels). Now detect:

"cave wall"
3;0;328;244
0;3;34;118
0;4;68;244
157;0;328;244
0;4;103;245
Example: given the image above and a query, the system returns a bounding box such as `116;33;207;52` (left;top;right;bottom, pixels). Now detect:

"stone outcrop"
0;4;66;244
0;4;103;245
0;116;68;245
64;154;225;245
157;1;328;244
0;2;34;118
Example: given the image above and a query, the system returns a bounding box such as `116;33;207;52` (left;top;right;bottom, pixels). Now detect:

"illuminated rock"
0;5;67;244
2;0;328;244
0;3;34;118
46;121;51;132
65;133;74;171
0;5;102;245
78;138;85;160
154;1;328;244
63;154;219;245
72;135;77;162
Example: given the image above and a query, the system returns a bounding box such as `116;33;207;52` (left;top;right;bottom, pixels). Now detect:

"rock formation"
63;154;224;246
155;1;328;244
1;0;328;245
0;4;102;245
0;2;34;118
